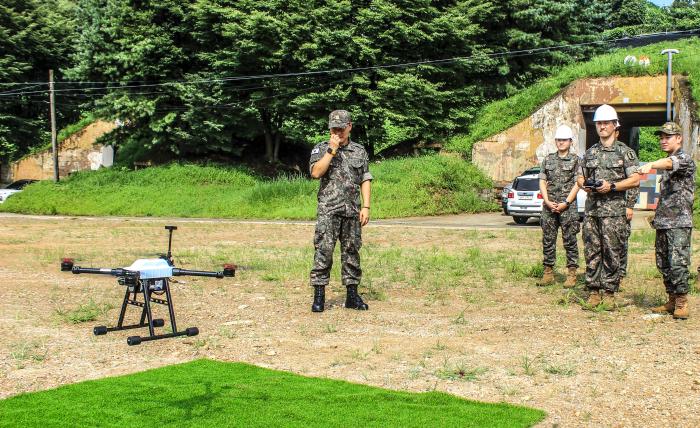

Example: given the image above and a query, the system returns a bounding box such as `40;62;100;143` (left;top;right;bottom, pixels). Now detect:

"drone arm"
172;268;224;278
71;266;132;277
172;264;235;278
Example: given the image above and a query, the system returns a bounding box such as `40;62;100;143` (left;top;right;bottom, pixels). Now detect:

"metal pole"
49;70;59;182
661;49;679;122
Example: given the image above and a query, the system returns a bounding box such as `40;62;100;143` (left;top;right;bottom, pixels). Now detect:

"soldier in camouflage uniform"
538;125;581;288
619;187;639;286
618;130;640;285
308;110;373;313
639;122;695;319
577;105;640;309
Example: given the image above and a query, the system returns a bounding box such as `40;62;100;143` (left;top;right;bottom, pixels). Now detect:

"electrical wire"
0;28;697;95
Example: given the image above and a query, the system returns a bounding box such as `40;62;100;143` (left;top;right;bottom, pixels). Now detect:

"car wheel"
513;216;529;225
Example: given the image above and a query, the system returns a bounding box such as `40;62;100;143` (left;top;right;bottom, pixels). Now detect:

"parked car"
501;166;541;215
506;172;586;225
576;188;587;220
506;173;543;224
0;179;38;203
520;166;541;176
501;182;512;214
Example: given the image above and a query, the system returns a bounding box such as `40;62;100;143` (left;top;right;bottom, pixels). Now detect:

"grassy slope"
0;156;497;220
0;359;545;428
447;37;700;157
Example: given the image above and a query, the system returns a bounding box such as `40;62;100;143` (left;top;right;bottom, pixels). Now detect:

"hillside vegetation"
447;38;700;157
0;156;497;219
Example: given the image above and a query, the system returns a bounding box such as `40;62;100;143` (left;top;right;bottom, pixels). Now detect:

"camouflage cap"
328;110;351;129
655;122;682;136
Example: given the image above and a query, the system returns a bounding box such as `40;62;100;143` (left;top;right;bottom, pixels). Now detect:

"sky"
650;0;673;5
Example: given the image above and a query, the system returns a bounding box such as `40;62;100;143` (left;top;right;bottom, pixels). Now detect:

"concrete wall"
674;78;700;157
472;76;672;185
9;120;117;181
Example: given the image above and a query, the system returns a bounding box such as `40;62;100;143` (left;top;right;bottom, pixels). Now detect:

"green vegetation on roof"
0;359;545;428
448;37;700;158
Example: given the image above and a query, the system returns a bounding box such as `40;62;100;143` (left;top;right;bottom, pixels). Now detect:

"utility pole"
49;69;59;182
661;49;679;122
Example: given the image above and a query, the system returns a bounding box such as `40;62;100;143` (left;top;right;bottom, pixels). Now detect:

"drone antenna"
165;226;177;263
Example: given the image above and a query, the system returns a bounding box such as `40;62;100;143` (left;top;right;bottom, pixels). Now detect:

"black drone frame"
61;226;235;346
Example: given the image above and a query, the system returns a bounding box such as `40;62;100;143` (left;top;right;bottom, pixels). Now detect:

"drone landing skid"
93;277;198;346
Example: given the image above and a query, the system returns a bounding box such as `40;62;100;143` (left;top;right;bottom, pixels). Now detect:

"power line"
0;28;697;95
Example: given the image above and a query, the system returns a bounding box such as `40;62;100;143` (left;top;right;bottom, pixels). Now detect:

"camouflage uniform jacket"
539;151;580;209
652;149;696;229
580;140;639;217
309;140;373;217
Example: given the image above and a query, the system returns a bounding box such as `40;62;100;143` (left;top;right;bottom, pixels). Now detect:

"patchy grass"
54;300;114;324
9;340;48;368
0;359;545;427
435;360;488;382
0;156;497;219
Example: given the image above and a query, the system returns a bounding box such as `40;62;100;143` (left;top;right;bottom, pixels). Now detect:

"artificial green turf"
0;359;545;427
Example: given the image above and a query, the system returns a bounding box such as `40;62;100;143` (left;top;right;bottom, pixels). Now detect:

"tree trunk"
272;114;283;162
260;109;274;162
273;132;281;162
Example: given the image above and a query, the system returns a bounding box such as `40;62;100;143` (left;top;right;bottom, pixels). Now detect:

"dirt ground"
1;215;699;427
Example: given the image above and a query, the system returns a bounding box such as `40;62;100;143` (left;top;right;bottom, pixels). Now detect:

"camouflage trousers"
583;215;628;292
541;207;580;268
655;228;692;295
310;214;362;287
620;219;631;277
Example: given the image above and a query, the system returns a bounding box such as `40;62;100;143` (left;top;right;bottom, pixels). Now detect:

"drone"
60;225;235;346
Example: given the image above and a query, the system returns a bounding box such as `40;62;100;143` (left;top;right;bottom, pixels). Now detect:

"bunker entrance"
581;104;668;153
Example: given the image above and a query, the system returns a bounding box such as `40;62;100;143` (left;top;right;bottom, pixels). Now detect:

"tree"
610;0;648;28
0;0;78;162
65;0;617;164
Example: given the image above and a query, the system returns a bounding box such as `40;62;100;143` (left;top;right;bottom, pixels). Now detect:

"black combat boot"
345;285;368;310
311;285;325;312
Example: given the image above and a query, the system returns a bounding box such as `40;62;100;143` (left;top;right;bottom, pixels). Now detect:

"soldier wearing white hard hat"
538;125;581;287
576;104;640;309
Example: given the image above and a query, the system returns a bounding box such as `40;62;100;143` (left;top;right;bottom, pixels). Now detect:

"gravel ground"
0;216;698;427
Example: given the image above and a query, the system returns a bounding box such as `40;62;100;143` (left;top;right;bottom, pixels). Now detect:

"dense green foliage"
0;0;80;161
0;359;545;427
638;127;667;162
49;0;625;163
447;38;700;157
603;0;700;37
1;1;698;165
0;156;497;219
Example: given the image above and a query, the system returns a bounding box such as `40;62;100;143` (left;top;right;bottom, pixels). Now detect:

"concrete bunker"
472;75;700;186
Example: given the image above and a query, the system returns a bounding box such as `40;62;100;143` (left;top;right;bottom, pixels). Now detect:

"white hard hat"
593;104;619;122
554;125;574;140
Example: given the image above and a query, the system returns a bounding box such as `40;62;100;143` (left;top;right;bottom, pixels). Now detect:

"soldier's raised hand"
329;133;341;150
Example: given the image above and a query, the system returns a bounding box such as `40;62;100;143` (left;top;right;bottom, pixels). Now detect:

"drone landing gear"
93;278;198;346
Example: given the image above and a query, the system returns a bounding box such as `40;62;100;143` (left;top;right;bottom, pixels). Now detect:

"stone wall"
674;78;700;157
9;120;117;181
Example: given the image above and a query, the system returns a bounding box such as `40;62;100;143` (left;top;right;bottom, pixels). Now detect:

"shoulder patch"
626;151;635;160
311;148;320;155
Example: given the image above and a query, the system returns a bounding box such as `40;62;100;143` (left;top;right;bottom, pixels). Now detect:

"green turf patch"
0;359;544;427
0;155;497;219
